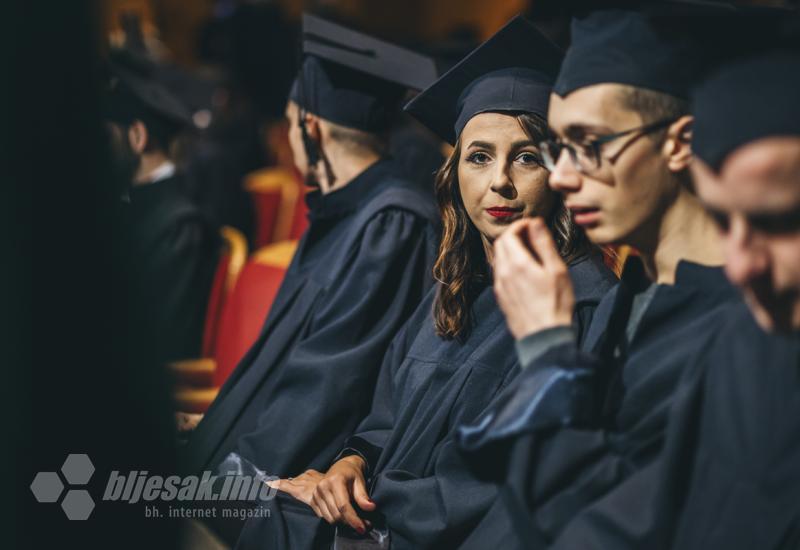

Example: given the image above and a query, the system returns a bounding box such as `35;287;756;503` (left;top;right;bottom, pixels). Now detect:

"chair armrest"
167;358;216;388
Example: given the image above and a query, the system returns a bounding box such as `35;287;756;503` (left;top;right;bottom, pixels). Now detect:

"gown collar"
305;158;396;222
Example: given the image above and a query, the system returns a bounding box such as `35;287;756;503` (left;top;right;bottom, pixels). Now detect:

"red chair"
245;167;307;247
171;240;298;413
212;240;298;386
201;226;248;357
169;226;247;389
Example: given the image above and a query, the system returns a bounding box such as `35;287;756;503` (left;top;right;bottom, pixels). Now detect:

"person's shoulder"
702;302;800;465
568;252;618;306
362;169;438;224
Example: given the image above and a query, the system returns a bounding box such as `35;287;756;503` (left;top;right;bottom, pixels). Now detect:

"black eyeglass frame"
539;117;679;173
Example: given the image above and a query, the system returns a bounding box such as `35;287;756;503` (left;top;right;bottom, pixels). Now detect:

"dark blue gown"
457;258;741;549
550;301;800;550
125;174;220;361
235;253;615;549
178;159;439;541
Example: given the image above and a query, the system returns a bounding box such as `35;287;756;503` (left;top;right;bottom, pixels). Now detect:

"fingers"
312;475;349;526
269;478;305;500
269;470;324;505
265;478;281;490
352;477;376;512
312;474;370;533
332;482;366;533
309;475;337;524
310;491;337;524
527;218;565;269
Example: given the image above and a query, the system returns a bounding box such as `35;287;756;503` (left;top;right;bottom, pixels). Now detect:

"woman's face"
457;112;554;244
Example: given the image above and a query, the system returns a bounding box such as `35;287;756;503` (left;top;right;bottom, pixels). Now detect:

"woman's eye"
516;152;543;166
466;152;491;164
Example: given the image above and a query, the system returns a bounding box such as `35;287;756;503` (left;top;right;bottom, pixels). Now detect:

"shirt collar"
139;161;177;186
621;255;729;291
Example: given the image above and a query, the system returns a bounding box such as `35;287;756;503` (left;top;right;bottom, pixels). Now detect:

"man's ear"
664;115;693;172
304;112;322;144
127;120;149;154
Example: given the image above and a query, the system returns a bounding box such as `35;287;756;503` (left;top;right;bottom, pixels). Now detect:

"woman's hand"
310;455;376;534
493;217;575;339
267;469;325;506
175;412;203;433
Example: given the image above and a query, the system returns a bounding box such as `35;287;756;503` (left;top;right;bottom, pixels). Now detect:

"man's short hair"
618;85;689;136
327;121;389;157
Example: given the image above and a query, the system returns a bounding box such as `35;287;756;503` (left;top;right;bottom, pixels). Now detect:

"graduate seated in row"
104;49;220;363
237;17;615;549
455;6;747;548
176;15;442;544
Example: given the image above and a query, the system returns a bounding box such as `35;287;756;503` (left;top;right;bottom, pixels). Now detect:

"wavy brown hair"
433;112;589;340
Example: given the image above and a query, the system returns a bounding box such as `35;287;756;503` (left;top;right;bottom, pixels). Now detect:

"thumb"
352;477;376;511
265;478;281;490
527;217;563;268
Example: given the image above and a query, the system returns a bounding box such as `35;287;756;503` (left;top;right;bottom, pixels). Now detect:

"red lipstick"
486;206;522;219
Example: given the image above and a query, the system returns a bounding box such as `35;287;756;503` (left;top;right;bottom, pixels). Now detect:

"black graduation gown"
662;304;800;550
180;159;438;481
456;258;741;549
124;175;220;361
550;301;800;550
234;254;615;550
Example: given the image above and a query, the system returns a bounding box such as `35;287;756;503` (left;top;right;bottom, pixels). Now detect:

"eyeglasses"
539;117;678;174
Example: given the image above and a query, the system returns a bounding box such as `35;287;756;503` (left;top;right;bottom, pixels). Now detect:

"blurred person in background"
104;49;220;362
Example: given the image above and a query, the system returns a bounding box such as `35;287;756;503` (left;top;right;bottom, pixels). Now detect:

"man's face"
285;100;309;177
547;84;679;248
692;137;800;333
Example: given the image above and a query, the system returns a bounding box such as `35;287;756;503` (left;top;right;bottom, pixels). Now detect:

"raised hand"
493;217;575;339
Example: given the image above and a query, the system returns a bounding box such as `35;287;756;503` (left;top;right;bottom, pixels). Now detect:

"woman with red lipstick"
238;17;615;550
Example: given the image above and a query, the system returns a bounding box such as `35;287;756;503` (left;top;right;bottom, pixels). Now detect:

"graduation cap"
692;50;800;171
552;0;751;99
288;14;438;133
103;48;194;129
404;15;563;145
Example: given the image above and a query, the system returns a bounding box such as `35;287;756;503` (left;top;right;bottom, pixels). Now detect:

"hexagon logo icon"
61;489;95;521
30;472;64;503
31;454;96;520
61;454;95;485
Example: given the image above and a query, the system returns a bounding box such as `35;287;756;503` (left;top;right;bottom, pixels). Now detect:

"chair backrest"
201;226;248;357
212;240;299;386
245;167;307;247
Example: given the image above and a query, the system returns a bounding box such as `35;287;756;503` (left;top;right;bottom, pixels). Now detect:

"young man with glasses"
455;8;743;549
528;47;800;550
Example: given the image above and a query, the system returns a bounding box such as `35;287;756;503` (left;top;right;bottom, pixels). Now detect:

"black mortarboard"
553;1;741;99
104;49;194;129
289;14;438;133
403;16;563;145
692;51;800;172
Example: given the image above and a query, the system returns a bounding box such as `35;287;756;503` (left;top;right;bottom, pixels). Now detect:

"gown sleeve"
235;209;433;475
369;364;521;550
